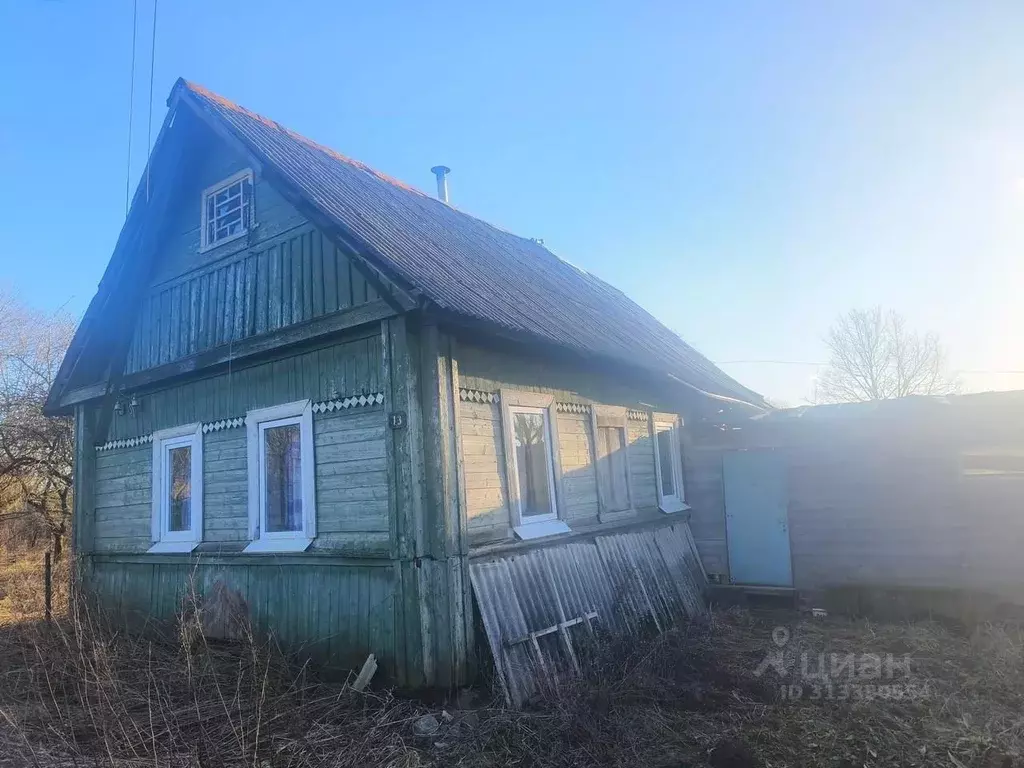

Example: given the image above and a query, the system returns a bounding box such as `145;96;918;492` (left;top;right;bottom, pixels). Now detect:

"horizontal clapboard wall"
108;335;382;440
126;227;379;374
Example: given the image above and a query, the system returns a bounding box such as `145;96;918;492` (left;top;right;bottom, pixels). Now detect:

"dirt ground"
1;592;1023;767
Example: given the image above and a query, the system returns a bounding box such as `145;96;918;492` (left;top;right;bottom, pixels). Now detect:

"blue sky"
2;1;1022;404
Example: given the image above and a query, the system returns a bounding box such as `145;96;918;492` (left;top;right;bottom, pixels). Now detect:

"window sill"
513;520;571;541
659;501;691;515
243;537;313;554
147;541;199;554
199;228;248;254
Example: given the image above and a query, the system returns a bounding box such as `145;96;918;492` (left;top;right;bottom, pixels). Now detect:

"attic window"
200;170;253;250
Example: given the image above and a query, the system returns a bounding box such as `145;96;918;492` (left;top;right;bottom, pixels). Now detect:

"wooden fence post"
44;551;52;622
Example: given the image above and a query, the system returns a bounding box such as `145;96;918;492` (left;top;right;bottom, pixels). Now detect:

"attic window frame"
200;169;254;252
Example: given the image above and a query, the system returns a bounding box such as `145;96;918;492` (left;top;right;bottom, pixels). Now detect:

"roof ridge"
180;80;579;263
180;80;429;196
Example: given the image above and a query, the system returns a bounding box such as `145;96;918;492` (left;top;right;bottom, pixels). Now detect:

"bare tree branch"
814;307;960;404
0;285;76;556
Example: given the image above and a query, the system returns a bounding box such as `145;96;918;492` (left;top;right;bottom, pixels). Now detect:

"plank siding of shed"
686;399;1024;599
109;334;381;440
784;437;966;590
681;439;729;577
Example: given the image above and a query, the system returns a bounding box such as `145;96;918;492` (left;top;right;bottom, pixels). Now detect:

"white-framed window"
510;406;558;523
653;417;688;513
200;169;253;251
244;400;316;553
149;423;203;553
499;390;570;540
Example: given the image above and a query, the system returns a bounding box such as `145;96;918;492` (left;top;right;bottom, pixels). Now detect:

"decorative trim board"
459;388;499;403
97;392;385;451
556;402;590;414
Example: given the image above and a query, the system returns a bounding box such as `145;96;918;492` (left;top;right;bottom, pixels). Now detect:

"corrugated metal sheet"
177;80;763;407
469;521;707;706
125;228;377;373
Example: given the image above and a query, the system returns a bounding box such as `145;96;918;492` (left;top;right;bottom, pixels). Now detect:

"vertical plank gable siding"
126;228;378;374
110;335;381;441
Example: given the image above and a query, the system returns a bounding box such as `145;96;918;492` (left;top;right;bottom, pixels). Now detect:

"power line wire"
716;359;1024;375
717;360;826;366
146;0;158;201
124;0;138;217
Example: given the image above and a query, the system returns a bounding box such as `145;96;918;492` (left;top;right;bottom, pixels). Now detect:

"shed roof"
175;80;763;407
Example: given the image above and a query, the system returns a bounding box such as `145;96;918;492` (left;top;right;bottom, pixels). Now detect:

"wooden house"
46;79;766;693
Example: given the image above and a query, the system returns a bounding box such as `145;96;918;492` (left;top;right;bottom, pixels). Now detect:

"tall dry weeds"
2;592;1024;767
0;582;424;767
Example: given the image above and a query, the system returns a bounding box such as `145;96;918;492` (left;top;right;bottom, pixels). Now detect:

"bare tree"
814;307;960;404
0;288;76;558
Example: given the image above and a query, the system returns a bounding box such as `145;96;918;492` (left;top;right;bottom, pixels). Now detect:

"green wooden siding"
126;227;378;374
457;342;673;409
148;139;305;286
110;334;381;440
313;408;390;553
204;428;248;544
93;405;388;555
94;444;151;552
558;412;599;524
460;400;509;536
455;341;667;546
628;420;658;509
89;557;400;676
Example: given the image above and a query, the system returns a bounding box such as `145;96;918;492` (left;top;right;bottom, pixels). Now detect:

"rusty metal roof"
175;80;764;407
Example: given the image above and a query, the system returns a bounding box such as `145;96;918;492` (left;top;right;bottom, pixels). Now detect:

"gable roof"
177;81;763;407
48;79;764;413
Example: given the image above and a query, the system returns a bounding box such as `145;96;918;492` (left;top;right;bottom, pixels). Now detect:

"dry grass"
0;551;66;625
1;594;1023;767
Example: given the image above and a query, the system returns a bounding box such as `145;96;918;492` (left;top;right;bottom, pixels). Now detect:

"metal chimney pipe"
430;165;451;203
